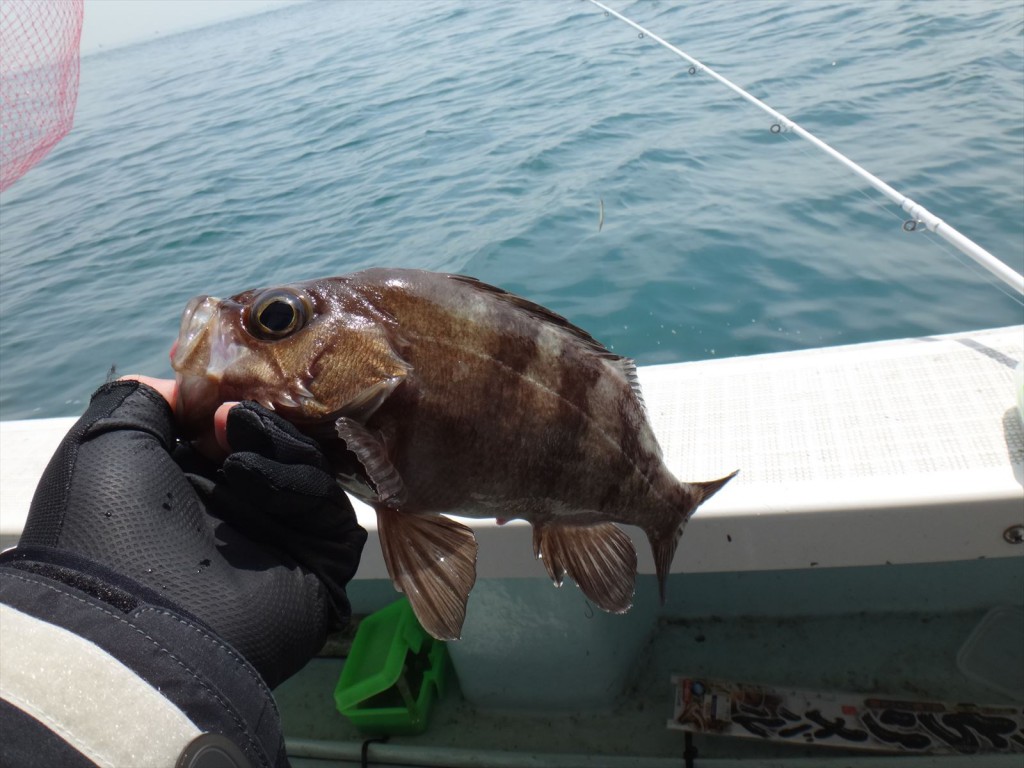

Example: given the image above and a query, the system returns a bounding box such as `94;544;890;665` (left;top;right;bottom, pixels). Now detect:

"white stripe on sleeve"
0;603;202;768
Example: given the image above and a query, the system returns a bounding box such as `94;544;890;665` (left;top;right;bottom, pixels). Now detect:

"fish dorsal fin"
614;356;646;413
448;274;603;349
334;417;406;507
377;509;479;641
447;274;647;410
531;522;637;613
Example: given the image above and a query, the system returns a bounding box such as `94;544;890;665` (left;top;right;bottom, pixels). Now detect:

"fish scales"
171;268;737;639
359;273;656;520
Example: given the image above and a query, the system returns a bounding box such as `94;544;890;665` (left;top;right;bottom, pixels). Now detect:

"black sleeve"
0;547;288;768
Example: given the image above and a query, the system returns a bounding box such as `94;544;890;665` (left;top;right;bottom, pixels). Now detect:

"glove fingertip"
226;403;324;465
83;380;177;450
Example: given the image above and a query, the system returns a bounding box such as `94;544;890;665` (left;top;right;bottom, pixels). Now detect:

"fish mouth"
171;295;218;373
171;295;253;379
171;294;251;436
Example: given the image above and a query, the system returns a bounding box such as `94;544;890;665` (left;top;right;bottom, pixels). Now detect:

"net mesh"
0;0;83;192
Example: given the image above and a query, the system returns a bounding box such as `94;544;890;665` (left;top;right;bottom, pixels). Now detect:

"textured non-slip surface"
640;326;1023;488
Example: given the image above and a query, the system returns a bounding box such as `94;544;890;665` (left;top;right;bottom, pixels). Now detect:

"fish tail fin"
648;470;739;603
693;469;739;506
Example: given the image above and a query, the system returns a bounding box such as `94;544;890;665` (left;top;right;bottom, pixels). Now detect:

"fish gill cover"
0;0;83;192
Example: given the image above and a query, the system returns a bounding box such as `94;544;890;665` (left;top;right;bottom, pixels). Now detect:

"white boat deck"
634;324;1024;573
2;326;1022;574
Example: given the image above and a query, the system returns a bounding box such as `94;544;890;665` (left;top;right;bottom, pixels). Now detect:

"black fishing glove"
14;379;366;689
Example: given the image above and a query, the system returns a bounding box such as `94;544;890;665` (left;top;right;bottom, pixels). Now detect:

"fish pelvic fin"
377;509;479;641
649;470;739;603
532;522;637;613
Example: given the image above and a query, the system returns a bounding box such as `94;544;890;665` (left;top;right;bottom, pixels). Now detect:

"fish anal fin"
532;522;636;614
531;525;565;587
335;417;405;507
377;509;479;641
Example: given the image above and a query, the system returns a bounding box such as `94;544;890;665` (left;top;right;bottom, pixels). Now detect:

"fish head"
170;278;411;439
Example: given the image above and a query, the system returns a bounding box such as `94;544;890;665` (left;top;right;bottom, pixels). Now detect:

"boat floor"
278;602;1022;767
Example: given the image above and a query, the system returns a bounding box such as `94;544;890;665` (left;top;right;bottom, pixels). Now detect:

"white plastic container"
956;605;1024;701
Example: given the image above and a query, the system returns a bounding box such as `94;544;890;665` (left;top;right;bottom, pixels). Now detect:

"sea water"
1;0;1021;419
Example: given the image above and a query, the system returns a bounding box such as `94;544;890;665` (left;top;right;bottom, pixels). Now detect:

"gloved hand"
15;378;366;689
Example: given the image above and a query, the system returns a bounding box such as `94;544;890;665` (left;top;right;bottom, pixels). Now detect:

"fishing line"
586;0;1024;298
770;125;923;237
768;128;1002;293
919;229;1024;307
726;117;1024;306
768;128;1024;306
776;120;1024;306
663;78;1022;308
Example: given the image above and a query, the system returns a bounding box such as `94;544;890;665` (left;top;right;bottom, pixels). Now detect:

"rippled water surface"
1;0;1021;419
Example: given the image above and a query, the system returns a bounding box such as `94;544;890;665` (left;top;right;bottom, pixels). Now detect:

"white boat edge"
2;325;1022;579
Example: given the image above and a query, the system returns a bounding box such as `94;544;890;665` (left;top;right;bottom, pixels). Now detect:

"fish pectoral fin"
334;417;405;507
532;522;636;614
377;509;479;641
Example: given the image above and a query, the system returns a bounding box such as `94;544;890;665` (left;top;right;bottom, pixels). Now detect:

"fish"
171;268;737;640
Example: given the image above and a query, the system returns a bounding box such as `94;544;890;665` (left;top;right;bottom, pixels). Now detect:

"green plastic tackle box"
334;597;450;735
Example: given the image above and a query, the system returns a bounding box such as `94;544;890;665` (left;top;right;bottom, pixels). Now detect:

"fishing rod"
587;0;1024;297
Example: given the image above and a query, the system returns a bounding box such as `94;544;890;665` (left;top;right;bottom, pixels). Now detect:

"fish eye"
247;289;310;340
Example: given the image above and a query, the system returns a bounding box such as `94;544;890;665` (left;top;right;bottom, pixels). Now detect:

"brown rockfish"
171;269;736;640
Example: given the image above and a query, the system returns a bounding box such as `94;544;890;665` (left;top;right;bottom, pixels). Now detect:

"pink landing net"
0;0;83;192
